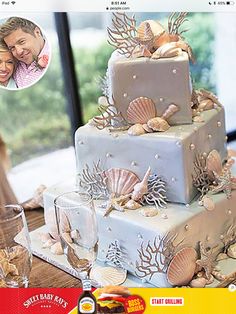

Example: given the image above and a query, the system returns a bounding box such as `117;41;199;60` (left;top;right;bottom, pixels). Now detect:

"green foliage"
0;13;215;166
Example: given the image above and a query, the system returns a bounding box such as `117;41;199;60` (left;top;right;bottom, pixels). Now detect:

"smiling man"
0;17;50;88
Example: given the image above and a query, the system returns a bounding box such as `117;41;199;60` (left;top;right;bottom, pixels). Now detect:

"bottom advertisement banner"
0;287;236;314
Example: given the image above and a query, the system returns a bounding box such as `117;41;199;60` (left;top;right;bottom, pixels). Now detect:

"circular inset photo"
0;16;51;90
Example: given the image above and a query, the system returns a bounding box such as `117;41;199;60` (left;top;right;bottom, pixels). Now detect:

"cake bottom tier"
43;180;236;287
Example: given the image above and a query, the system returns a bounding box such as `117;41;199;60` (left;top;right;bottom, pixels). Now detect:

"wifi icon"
11;1;16;4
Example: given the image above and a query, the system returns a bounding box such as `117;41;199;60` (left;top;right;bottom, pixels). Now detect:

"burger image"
96;285;131;314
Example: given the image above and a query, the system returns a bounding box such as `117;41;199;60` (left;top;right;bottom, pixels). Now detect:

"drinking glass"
54;191;98;279
0;205;32;287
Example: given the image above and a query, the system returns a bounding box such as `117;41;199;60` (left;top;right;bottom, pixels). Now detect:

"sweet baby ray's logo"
23;293;68;312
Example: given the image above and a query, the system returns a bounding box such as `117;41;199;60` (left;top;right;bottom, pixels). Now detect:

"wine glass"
54;191;98;279
0;204;32;287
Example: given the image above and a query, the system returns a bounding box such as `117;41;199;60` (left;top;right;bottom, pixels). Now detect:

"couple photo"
0;16;50;90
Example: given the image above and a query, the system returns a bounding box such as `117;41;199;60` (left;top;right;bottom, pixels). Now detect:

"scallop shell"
139;207;158;217
137;20;165;41
189;277;207;288
167;247;197;286
142;124;153;133
89;265;127;287
128;124;146;136
161;104;179;121
206;150;222;179
125;199;142;210
127;97;156;124
105;168;140;196
147;117;170;132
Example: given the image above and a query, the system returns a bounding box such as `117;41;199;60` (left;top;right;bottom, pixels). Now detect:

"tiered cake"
44;13;236;288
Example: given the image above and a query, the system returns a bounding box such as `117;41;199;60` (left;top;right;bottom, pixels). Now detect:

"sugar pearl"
79;140;84;145
107;227;112;232
159;97;164;102
131;161;137;166
185;224;189;231
206;236;210;241
123;93;127;98
106;153;112;158
137;233;143;239
208;134;212;139
220;234;224;239
132;75;137;79
228;209;232;215
186;203;190;208
176;141;181;147
202;152;207;158
225;136;228;142
172;69;177;74
217;121;221;127
155;154;160;159
171;177;177;182
190;143;195;150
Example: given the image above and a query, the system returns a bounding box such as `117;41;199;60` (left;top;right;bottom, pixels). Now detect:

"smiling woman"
0;16;51;90
0;40;16;89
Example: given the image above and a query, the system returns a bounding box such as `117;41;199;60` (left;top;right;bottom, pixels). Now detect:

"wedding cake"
43;13;236;288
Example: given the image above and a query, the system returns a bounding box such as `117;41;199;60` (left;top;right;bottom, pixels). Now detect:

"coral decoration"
135;233;182;280
107;12;194;62
78;160;108;199
93;96;128;130
107;13;139;58
141;174;167;208
196;241;218;280
105;239;125;268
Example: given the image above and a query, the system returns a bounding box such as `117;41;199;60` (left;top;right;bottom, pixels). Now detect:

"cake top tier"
107;12;194;62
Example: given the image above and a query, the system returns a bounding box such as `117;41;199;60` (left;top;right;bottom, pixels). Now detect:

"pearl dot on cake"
186;203;190;208
225;136;228;142
132;75;137;79
172;69;177;74
106;153;112;158
190;143;195;150
79;140;84;145
208;134;212;139
107;227;112;232
131;161;137;166
206;236;210;241
176;141;181;147
159;97;164;102
228;209;232;215
155;154;160;160
220;234;224;239
217;121;221;127
171;177;177;182
137;233;143;239
185;225;189;231
202;152;207;158
123;93;127;98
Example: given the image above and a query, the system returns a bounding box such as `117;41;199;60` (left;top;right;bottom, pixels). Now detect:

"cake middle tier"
75;108;227;204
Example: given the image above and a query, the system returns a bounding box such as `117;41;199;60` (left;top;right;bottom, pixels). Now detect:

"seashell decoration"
167;247;198;286
89;264;127;287
127;97;156;124
142;123;153;133
124;199;142;210
70;229;80;241
206;150;222;180
198;99;214;111
153;32;180;49
105;168;140;196
132;44;152;58
189;277;207;288
62;232;73;244
200;195;215;211
193;115;204;123
60;211;71;233
227;243;236;259
128;124;146;136
137;20;165;43
152;42;182;59
132;167;151;201
147;117;170;132
50;242;63;255
161;104;179;121
139;207;158;217
42;239;56;249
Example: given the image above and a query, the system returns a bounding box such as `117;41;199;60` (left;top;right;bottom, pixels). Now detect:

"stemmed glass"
54;191;98;279
0;205;32;287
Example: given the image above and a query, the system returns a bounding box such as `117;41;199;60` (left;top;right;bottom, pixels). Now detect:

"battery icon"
226;1;235;4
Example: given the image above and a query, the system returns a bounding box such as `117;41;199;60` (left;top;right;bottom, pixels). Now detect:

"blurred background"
0;12;235;201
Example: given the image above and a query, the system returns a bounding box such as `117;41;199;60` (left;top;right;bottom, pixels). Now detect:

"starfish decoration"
103;194;131;216
196;241;218;280
210;170;236;199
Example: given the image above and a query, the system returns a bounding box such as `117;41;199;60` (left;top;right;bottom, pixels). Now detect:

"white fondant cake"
43;13;236;288
108;51;192;125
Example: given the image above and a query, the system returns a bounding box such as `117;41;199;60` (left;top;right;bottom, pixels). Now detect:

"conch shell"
131;167;151;201
161;104;179;121
152;42;181;59
147;117;170;132
127;97;156;124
